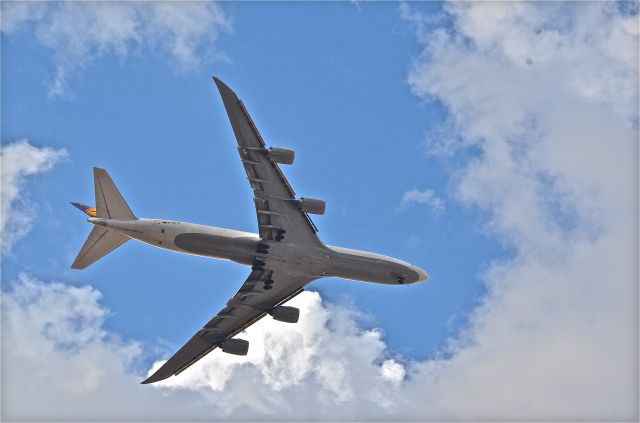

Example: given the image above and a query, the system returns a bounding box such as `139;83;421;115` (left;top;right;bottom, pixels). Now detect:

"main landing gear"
263;278;274;290
254;243;273;290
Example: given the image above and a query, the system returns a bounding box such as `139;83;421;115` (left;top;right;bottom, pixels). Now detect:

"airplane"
71;77;429;384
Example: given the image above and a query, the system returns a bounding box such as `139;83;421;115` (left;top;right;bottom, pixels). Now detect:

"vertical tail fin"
93;167;136;220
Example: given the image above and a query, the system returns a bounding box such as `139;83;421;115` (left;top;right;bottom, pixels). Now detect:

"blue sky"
2;1;503;362
1;1;637;420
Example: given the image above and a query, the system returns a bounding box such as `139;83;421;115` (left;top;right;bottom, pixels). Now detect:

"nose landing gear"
398;273;406;284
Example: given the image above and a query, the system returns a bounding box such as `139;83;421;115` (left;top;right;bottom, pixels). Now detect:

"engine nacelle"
269;306;299;323
298;197;326;215
220;338;249;356
268;147;295;165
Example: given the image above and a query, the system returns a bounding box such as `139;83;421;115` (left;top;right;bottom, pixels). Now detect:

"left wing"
142;269;314;384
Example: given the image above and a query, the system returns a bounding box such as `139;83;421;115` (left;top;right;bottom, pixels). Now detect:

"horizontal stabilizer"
71;226;128;269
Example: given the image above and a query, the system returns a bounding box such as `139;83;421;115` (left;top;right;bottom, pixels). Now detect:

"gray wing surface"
213;77;321;247
142;269;313;384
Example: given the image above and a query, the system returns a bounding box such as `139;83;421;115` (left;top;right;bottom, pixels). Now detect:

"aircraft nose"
413;265;429;283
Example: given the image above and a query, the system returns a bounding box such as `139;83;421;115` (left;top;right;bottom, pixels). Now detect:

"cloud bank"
0;139;67;252
2;274;419;421
1;1;230;97
403;1;638;419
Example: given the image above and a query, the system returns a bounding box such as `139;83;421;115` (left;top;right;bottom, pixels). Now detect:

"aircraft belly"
173;233;258;265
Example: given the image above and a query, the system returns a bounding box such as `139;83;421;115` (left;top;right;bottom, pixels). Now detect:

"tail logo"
71;202;97;217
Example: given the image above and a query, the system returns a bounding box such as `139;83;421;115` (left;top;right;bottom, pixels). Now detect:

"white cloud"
1;273;211;421
399;188;445;215
403;1;638;419
380;358;406;385
0;139;67;252
0;1;46;33
2;274;425;420
1;1;230;97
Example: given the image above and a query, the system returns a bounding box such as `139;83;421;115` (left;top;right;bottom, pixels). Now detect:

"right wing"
213;77;322;247
141;268;314;384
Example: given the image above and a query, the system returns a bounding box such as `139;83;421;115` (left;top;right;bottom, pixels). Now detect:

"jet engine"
268;147;295;165
220;338;249;355
298;197;326;215
269;306;299;323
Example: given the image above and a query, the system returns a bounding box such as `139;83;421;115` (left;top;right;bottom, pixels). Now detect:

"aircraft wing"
141;268;314;384
213;77;322;247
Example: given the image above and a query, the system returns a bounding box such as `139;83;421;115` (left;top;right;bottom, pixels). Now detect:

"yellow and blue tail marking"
71;202;97;217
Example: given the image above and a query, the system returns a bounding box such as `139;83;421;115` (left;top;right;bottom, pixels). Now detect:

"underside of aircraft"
71;78;429;384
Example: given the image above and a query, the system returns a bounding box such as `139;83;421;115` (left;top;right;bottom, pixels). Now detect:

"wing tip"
212;76;236;98
212;76;224;88
140;372;169;385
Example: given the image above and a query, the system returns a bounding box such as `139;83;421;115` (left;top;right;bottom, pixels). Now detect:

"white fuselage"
89;217;428;285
